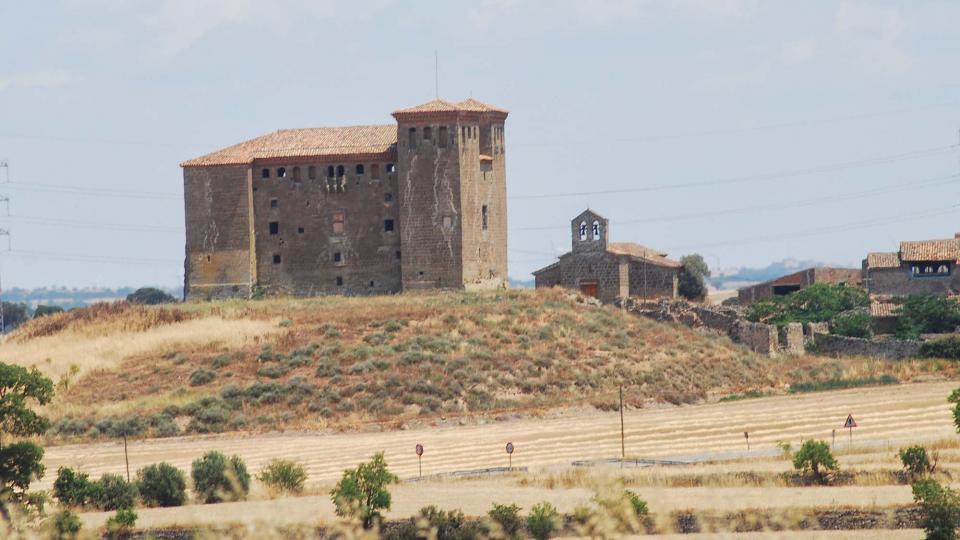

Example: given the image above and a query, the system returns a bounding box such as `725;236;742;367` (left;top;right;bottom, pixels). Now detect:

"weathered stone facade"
532;210;679;303
862;234;960;297
181;99;509;299
737;267;862;305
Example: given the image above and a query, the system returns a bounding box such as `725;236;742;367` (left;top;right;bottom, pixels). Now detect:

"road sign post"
506;442;514;470
744;431;750;451
831;429;836;449
844;414;857;445
415;444;424;479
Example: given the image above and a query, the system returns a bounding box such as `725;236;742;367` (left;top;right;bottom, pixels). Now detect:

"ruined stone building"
181;98;508;299
736;267;862;305
862;233;960;297
532;209;680;303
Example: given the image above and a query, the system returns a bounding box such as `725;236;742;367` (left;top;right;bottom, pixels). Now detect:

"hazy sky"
1;0;958;289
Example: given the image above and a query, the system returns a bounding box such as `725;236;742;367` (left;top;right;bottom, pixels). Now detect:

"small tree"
913;478;960;540
126;287;176;305
488;503;524;539
896;294;960;339
137;462;186;507
105;507;137;539
53;467;97;507
33;305;65;318
50;509;82;539
830;312;873;338
900;446;937;479
792;440;838;484
0;363;54;509
678;254;711;301
949;388;960;436
191;451;250;504
330;452;396;529
527;501;561;540
257;458;307;496
95;473;137;511
0;302;30;331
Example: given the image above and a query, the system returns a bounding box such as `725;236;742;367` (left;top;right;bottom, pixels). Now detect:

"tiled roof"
392;99;459;114
393;98;508;118
900;238;960;262
870;301;901;318
182;125;397;167
866;252;901;269
607;242;681;268
456;98;509;114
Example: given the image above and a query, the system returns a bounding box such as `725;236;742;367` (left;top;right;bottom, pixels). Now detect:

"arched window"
424;126;432;141
408;127;417;148
386;163;396;173
938;264;949;274
438;126;448;148
336;165;345;177
579;221;587;241
308;166;316;180
925;265;934;274
327;165;335;178
355;164;364;175
277;167;286;178
592;220;600;240
292;166;301;181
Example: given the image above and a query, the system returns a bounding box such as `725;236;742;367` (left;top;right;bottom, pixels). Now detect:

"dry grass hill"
2;288;952;443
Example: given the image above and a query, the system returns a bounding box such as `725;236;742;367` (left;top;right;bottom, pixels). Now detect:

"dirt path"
44;380;957;491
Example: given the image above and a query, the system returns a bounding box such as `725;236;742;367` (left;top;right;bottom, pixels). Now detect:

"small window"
336;165;345;177
418;271;425;278
408;127;417;148
327;165;335;178
272;254;282;264
261;168;270;179
423;126;432;141
579;221;587;241
438;126;448;148
269;221;279;235
355;164;364;175
386;163;396;173
292;166;301;181
336;276;343;286
371;163;380;179
270;198;278;208
482;205;488;231
938;264;949;274
297;227;304;234
461;126;467;140
384;219;395;232
308;166;316;180
592;220;600;240
333;212;344;234
333;252;342;263
395;250;401;260
277;167;286;178
384;192;393;203
369;280;375;288
205;254;211;262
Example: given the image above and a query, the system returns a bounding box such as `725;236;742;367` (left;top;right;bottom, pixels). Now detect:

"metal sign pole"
744;431;750;451
619;385;625;462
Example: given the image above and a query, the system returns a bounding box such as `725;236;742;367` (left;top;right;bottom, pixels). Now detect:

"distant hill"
3;286;182;310
708;259;833;290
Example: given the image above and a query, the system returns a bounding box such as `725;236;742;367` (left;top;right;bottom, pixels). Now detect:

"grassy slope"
5;288;951;443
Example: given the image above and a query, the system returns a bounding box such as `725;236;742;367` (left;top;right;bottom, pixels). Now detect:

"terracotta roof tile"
607;242;680;268
870;301;901;318
182;125;397;167
456;98;509;114
900;238;960;262
392;99;459;115
866;252;901;269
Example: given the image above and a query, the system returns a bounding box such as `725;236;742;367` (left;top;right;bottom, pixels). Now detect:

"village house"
532;209;680;303
862;233;960;297
180;98;508;299
737;267;862;305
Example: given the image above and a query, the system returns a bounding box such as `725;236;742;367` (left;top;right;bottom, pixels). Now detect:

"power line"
5;182;181;200
508;144;959;200
5;249;181;266
0;214;181;233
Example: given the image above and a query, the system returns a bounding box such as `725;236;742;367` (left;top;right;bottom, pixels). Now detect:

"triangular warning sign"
844;414;857;428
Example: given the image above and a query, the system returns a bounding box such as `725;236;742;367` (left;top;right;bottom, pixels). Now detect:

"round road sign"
415;444;424;456
505;442;514;455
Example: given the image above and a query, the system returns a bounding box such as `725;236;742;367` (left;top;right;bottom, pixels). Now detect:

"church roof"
181;125;397;167
607;242;681;268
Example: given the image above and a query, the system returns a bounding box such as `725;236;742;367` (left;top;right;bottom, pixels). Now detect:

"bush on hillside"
34;305;65;318
136;462;186;507
1;301;30;331
95;473;137;511
920;336;960;360
830;312;873;338
746;283;869;327
191;451;250;504
256;459;307;495
527;501;561;540
189;367;216;386
896;294;960;339
126;287;176;305
105;508;137;539
488;503;524;539
50;509;82;539
912;478;960;540
792;440;838;485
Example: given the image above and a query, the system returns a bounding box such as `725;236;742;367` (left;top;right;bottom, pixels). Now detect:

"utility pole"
0;229;9;335
619;385;625;462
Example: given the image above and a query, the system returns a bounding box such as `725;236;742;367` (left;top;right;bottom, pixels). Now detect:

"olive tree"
330;452;396;529
0;363;54;512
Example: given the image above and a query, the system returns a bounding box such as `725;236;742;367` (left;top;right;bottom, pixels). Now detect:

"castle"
181;98;508;299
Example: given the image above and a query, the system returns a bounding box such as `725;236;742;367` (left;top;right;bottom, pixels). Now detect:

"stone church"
181;98;508;299
532;209;680;303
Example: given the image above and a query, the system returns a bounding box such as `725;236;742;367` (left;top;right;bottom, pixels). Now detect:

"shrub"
257;459;307;495
488;503;524;539
677;254;710;301
897;294;960;339
921;336;960;360
949;388;960;435
330;452;397;529
189;368;216;386
191;451;250;503
624;489;649;517
527;501;561;540
792;440;838;484
50;509;82;539
913;478;960;540
126;287;176;305
418;505;481;540
746;283;869;327
900;446;937;480
830;312;873;338
137;462;187;507
34;305;65;318
53;467;97;507
105;507;137;539
94;473;137;511
257;364;290;379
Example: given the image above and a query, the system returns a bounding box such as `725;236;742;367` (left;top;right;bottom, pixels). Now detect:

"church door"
579;280;599;298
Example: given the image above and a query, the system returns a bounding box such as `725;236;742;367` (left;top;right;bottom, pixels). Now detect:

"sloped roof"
392;99;459;114
865;252;901;269
182;125;397;167
607;242;680;268
392;98;509;119
456;98;509;114
900;238;960;262
870;301;901;318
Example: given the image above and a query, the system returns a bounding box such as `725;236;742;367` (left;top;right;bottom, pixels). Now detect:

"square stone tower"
393;99;509;290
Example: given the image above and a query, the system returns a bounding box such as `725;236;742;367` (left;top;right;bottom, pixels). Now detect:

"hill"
1;288;941;443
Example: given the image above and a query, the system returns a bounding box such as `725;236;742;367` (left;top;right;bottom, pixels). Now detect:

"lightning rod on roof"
434;50;439;99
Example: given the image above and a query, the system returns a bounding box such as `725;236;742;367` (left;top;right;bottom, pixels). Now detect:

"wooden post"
123;432;130;483
418;454;422;480
619;385;625;463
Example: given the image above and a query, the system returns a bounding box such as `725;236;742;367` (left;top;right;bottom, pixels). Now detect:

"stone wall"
812;334;921;360
732;320;778;356
865;266;960;297
779;323;805;355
